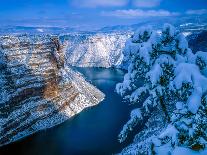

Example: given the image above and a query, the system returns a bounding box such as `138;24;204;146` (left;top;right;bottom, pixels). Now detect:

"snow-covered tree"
116;24;207;154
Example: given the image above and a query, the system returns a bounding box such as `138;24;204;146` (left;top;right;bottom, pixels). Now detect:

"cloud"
186;9;207;15
71;0;164;8
71;0;128;8
101;9;179;18
133;0;162;8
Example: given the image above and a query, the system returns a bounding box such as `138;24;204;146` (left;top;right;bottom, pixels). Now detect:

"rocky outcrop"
60;33;130;68
0;34;104;147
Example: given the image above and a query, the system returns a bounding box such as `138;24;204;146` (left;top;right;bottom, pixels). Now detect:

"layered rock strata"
0;34;104;147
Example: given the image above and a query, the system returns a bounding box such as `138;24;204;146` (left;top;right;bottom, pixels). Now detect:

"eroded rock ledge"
0;34;104;147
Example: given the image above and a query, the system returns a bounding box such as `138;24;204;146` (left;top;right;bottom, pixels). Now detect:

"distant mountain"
99;16;207;34
1;15;207;35
0;26;77;35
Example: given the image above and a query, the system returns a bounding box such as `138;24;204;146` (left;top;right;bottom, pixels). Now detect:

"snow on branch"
116;23;207;154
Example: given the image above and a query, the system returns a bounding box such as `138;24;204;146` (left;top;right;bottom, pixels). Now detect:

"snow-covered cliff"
60;33;131;68
0;34;104;146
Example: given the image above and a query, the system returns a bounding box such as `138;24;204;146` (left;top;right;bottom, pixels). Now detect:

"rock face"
0;34;104;147
60;32;130;68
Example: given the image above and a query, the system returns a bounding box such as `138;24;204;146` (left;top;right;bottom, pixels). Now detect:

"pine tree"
116;24;207;153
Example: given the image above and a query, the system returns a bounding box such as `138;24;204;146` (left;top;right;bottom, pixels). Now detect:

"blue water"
0;68;140;155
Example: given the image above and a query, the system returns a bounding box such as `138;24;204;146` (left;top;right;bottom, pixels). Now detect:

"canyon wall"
60;33;130;68
0;34;104;146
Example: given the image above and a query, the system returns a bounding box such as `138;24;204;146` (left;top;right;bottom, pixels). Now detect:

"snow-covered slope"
0;34;104;146
60;33;131;68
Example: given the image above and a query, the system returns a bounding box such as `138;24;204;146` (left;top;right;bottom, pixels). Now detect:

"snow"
183;32;192;37
155;143;172;155
195;51;207;76
186;48;196;63
36;28;44;33
180;23;193;27
196;51;207;64
116;23;207;154
150;31;160;46
159;124;179;145
62;32;130;68
119;108;142;142
132;26;152;43
187;89;202;114
174;63;207;91
146;63;162;87
130;108;142;119
156;54;176;66
172;147;207;155
173;63;194;89
163;23;177;37
156;146;207;155
129;87;147;102
177;33;188;53
176;102;183;110
173;63;207;113
139;46;150;65
116;73;132;96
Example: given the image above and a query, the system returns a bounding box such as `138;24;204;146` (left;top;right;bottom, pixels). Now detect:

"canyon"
0;26;206;152
0;34;104;146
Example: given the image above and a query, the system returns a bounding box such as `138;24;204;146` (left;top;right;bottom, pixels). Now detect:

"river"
0;67;140;155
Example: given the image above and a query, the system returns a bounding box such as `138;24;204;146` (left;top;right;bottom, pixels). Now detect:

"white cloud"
71;0;164;8
186;9;207;15
71;0;128;8
133;0;161;8
101;9;179;18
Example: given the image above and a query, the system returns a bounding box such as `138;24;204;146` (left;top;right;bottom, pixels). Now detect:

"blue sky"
0;0;207;29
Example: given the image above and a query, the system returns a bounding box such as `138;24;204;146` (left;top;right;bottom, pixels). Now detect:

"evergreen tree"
116;24;207;153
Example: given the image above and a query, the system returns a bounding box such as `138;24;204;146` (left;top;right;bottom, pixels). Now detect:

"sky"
0;0;207;29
